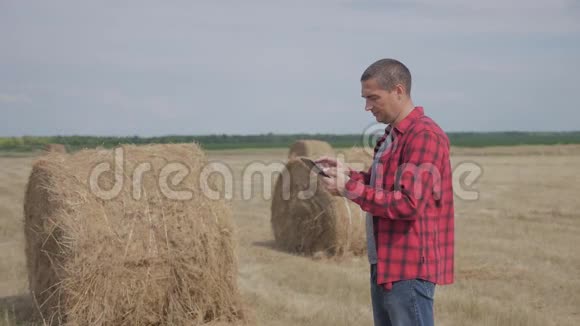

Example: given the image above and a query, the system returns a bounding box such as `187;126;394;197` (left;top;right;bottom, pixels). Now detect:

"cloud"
0;0;579;135
345;0;580;34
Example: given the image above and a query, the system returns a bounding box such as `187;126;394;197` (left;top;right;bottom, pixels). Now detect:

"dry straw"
287;140;334;160
270;158;366;256
338;146;373;171
24;143;246;325
450;144;580;156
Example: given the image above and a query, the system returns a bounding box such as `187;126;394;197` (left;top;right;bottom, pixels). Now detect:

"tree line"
1;132;580;152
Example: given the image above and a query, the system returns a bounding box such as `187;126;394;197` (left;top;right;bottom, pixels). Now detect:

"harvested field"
43;144;66;154
1;145;579;325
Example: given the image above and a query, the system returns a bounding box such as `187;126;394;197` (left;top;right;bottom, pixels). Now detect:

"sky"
1;0;579;136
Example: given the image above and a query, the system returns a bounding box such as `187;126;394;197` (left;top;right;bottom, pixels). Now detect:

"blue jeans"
370;264;436;326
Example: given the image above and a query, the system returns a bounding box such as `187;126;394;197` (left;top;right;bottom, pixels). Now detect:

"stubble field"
1;146;579;325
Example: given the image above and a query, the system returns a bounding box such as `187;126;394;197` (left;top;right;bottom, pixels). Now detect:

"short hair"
361;59;412;95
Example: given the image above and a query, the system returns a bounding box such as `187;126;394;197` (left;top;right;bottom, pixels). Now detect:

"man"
316;59;454;326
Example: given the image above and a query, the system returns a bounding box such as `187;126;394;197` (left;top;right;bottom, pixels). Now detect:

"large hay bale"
270;158;366;256
43;143;67;153
338;146;373;171
287;140;334;160
24;144;245;325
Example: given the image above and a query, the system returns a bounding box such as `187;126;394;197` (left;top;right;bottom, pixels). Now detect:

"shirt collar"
389;106;424;134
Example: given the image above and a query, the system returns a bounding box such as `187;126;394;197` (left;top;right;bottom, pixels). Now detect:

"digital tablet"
300;157;330;178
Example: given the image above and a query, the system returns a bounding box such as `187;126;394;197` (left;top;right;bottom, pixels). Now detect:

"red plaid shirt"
345;107;454;289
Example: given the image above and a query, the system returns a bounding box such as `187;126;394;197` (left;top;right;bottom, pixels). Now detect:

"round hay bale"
24;144;246;325
270;158;366;256
43;143;67;153
288;140;334;160
338;146;373;171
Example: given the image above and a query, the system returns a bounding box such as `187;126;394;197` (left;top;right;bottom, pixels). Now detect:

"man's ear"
395;84;406;96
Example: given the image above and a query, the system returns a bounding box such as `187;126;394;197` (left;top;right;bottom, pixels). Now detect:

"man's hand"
316;156;350;178
315;156;345;170
319;174;345;196
315;156;351;197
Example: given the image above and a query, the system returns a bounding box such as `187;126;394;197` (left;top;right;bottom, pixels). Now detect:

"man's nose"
365;101;372;111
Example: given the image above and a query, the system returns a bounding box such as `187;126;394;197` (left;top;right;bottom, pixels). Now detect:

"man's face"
361;78;400;124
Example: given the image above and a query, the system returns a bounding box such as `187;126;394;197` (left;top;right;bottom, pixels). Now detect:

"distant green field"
1;132;580;152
